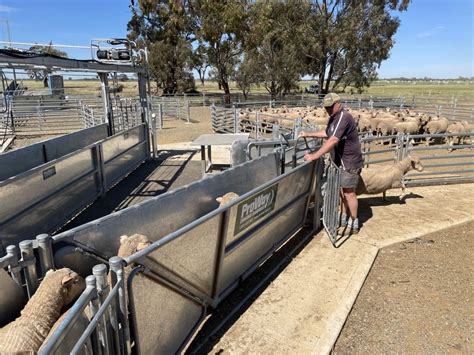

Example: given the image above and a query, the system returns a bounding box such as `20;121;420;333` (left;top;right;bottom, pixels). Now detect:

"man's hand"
298;131;307;138
304;152;317;161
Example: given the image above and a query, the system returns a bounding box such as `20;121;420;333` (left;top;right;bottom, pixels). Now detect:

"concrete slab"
211;183;474;354
213;236;378;354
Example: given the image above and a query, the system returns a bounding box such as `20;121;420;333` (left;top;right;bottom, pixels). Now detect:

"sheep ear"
216;197;222;203
61;274;74;286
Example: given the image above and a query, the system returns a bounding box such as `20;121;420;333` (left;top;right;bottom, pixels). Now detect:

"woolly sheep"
356;155;424;200
39;234;151;352
216;192;240;207
0;268;85;353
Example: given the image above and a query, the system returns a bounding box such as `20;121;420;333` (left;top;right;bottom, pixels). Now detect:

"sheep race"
1;1;473;354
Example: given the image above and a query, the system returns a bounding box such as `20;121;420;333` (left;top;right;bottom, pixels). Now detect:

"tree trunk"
221;74;231;104
324;54;337;93
318;58;327;94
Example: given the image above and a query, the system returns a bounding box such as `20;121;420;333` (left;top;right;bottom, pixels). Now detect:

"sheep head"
118;234;152;258
43;268;85;307
216;192;240;207
409;155;424;172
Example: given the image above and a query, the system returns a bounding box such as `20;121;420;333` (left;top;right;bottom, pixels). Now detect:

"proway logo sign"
234;184;278;235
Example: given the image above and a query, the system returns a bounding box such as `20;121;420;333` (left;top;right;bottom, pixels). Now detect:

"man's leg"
342;187;358;221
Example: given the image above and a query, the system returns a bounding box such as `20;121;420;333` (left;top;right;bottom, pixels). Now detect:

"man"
300;93;363;235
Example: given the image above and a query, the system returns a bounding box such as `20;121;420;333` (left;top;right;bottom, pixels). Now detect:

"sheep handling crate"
1;135;348;354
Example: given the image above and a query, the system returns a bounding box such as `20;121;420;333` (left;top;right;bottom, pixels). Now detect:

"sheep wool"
0;268;85;353
356;156;424;199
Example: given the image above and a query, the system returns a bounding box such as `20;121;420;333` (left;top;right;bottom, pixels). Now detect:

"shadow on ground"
60;150;200;231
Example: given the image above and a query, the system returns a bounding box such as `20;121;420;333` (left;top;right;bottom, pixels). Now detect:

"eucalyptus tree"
303;0;411;93
189;0;250;103
128;0;195;94
242;0;310;98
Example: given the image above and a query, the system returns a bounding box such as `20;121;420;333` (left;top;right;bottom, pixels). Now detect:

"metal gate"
322;160;342;246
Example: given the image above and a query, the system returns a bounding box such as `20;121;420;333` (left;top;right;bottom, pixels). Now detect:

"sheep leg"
399;182;407;201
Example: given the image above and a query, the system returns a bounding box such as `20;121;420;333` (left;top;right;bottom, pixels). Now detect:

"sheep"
39;234;151;353
446;122;472;152
393;121;420;135
0;268;85;353
216;192;240;207
356;155;424;200
425;117;449;145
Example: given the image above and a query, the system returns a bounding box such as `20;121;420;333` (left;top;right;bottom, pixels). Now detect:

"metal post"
36;234;54;276
232;105;238;133
98;73;114;136
93;264;113;355
19;240;38;297
6;245;21;284
158;103;163;129
256;112;260;140
109;257;131;355
94;143;107;197
138;72;154;158
186;99;190;123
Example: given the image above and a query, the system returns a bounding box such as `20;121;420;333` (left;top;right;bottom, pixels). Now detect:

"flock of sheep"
239;106;473;149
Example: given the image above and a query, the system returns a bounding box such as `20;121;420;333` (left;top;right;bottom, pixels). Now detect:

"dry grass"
19;79;474;100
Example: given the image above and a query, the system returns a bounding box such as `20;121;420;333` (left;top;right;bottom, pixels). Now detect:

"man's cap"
323;93;341;107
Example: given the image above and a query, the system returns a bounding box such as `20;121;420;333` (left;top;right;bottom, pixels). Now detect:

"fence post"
256;112;260;139
202;92;206;107
186;99;191;123
92;264;114;352
233;105;238;133
36;234;54;276
19;240;38;297
109;257;132;355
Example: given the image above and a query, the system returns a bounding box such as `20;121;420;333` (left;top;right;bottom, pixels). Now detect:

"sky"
0;0;472;79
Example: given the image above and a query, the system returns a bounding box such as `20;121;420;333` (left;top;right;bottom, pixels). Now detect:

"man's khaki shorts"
341;168;362;189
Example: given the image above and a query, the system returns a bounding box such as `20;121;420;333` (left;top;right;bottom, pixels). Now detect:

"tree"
193;43;210;86
26;45;68;87
190;0;250;103
234;54;260;100
128;0;195;94
243;0;309;98
303;0;410;93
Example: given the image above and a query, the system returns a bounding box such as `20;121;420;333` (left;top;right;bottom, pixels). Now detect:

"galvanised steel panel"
217;197;308;296
215;162;314;296
142;214;221;296
0;144;45;182
104;141;147;189
1;173;99;249
225;162;313;246
0;148;95;225
0;124;107;182
130;272;203;355
55;153;280;260
101;125;144;163
43;124;107;161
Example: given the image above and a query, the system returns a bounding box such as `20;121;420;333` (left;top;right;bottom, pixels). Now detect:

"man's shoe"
339;214;348;227
337;225;359;236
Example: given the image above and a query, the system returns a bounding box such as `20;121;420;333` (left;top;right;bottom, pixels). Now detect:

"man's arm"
303;136;339;161
299;130;328;139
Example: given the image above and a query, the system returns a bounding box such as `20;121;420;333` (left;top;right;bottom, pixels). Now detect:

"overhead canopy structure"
0;48;146;74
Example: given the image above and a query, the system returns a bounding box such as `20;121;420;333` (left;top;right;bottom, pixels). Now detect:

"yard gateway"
234;184;278;235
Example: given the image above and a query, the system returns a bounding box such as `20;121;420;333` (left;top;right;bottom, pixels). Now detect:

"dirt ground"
156;106;213;144
334;220;474;354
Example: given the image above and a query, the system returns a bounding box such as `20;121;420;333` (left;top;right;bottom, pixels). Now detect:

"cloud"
417;26;446;38
0;5;16;12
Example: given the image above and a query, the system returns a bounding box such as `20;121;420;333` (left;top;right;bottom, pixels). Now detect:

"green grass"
19;78;474;99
